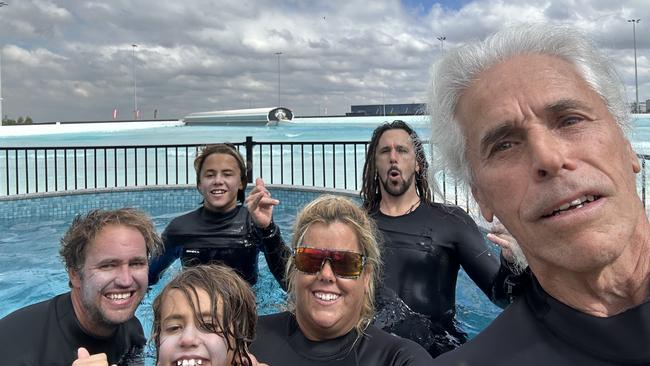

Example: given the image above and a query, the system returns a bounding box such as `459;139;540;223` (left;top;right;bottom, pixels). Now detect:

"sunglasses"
293;246;366;279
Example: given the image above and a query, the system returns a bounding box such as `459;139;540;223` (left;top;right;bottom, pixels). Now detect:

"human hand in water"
486;222;518;263
71;347;116;366
246;177;280;229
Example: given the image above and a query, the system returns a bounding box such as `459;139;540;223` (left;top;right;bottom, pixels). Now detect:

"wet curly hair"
151;264;257;365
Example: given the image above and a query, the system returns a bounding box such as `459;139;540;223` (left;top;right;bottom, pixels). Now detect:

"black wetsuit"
250;311;433;366
371;202;527;356
0;292;145;365
148;205;289;288
434;274;650;365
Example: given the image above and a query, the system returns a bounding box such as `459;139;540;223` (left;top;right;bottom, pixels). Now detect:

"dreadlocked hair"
360;120;432;212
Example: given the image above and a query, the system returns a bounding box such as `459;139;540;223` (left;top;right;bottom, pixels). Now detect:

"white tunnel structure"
183;107;293;126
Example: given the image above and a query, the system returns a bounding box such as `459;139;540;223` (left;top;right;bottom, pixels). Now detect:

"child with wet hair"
152;264;267;366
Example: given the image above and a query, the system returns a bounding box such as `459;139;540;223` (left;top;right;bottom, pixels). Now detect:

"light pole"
437;35;447;192
132;44;138;119
0;50;3;123
437;36;446;52
0;2;8;124
628;19;641;113
274;52;282;106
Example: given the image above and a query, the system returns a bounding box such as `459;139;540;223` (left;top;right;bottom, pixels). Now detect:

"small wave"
0;232;19;243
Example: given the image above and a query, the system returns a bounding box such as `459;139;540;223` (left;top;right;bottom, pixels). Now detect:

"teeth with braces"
176;359;203;366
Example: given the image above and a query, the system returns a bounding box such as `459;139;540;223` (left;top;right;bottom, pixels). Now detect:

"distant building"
630;101;647;114
347;103;426;116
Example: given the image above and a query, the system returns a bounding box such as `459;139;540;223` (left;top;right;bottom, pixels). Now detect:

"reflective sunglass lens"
332;253;363;277
294;247;364;278
295;252;324;273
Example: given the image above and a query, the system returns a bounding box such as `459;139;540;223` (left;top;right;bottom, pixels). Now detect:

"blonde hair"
285;195;382;336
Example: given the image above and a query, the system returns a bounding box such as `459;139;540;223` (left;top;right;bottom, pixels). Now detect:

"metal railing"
1;145;202;193
2;138;650;209
0;138;374;195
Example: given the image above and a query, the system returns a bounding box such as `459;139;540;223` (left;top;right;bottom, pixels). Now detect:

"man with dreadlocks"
361;120;527;357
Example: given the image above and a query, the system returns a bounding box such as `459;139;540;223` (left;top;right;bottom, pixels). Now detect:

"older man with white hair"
428;23;650;365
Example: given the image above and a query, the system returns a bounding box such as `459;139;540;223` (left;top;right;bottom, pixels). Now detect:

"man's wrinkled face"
456;54;642;274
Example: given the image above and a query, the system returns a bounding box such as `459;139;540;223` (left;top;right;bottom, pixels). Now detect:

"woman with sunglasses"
250;195;432;365
148;143;289;289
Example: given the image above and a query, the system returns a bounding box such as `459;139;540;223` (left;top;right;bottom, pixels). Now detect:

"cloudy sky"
0;0;647;122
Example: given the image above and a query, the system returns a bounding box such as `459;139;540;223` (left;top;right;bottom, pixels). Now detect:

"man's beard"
79;284;138;330
380;170;416;197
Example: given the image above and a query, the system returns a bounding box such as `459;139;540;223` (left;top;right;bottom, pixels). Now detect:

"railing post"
245;136;254;183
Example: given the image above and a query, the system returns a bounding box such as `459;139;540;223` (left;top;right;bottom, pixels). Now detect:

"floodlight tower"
132;44;138;119
275;52;282;106
628;19;641;113
437;35;446;52
0;2;8;124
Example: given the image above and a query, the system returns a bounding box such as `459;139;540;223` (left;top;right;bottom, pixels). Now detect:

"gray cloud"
0;0;647;122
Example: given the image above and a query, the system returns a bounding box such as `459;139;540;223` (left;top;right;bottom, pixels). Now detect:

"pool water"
0;195;501;363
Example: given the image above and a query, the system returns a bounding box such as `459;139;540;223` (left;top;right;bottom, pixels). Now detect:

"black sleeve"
255;221;290;290
490;259;532;308
148;225;181;286
451;208;502;300
452;208;528;308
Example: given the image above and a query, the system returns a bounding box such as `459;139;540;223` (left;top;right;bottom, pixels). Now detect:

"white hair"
428;23;630;186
